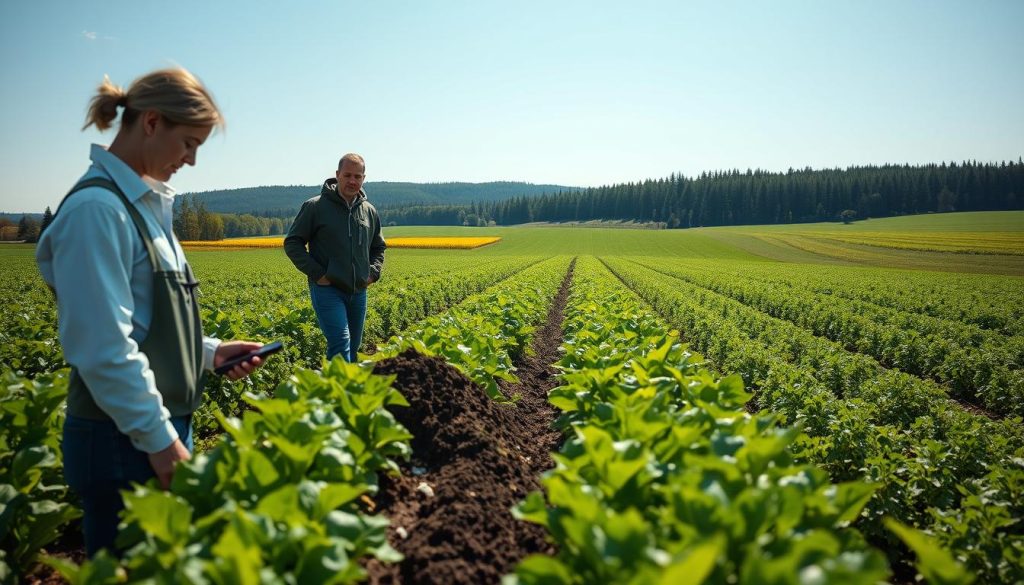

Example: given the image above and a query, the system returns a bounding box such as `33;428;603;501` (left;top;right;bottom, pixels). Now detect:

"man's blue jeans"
309;282;368;362
62;414;193;557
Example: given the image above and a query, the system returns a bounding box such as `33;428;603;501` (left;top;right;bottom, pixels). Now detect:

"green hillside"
179;181;580;215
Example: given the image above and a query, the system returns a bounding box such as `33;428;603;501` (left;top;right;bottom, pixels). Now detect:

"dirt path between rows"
27;262;575;585
364;260;574;585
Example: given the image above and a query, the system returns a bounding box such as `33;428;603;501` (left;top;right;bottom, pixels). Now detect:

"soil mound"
366;262;573;584
367;349;557;585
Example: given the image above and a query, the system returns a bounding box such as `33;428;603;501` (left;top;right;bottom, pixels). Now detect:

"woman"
35;68;265;557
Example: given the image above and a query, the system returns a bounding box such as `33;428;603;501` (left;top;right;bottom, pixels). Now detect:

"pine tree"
39;206;54;235
17;216;40;243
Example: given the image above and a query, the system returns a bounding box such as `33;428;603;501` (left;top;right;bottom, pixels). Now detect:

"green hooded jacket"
284;178;386;293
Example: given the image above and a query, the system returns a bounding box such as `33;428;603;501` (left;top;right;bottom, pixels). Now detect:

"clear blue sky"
1;0;1022;212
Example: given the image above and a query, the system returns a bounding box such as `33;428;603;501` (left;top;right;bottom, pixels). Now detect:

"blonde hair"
83;68;224;132
338;153;366;172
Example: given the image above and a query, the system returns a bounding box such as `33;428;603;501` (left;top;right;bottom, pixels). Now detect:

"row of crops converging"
2;253;1022;584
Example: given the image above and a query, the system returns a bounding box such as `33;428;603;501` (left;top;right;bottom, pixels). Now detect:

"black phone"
214;341;284;375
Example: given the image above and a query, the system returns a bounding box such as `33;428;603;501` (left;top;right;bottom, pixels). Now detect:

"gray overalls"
53;177;205;557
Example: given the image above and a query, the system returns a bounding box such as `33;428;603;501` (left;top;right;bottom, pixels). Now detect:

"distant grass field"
697;211;1024;275
733;210;1023;233
377;225;759;259
11;211;1024;275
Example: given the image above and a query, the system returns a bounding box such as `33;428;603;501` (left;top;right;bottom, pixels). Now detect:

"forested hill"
177;181;579;215
381;160;1024;227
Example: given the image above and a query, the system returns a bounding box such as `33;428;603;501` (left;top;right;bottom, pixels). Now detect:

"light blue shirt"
36;144;220;453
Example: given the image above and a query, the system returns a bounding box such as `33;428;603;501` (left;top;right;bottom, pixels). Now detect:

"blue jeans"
62;414;193;558
309;282;367;362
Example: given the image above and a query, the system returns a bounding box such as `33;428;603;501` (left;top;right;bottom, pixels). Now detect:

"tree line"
172;196;289;240
5;160;1022;241
2;197;289;242
0;214;45;242
380;160;1024;227
182;181;581;215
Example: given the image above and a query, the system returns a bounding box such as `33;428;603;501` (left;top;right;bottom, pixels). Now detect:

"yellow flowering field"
388;236;501;249
182;236;501;250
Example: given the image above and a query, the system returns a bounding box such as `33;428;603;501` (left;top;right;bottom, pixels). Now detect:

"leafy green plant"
886;519;975;585
509;258;892;585
46;360;410;584
605;256;1024;582
0;370;80;581
376;257;569;401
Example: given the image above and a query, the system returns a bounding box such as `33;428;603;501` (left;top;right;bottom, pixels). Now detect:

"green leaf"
11;445;56;490
121;489;193;545
0;483;26;540
254;485;307;525
210;514;263;585
239;448;284;496
296;541;361;585
827;482;878;525
267;435;320;476
659;537;723;585
21;500;81;561
506;554;575;585
39;554;81;584
885;519;974;585
511;491;550;526
314;483;367;520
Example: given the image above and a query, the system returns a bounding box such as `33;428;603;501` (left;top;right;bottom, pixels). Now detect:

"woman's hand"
148;438;190;490
214;340;265;380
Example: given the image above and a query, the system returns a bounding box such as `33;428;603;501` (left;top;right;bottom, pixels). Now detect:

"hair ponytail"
82;75;127;131
81;68;223;133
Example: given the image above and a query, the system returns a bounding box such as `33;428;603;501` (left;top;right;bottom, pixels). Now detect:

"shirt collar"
89;144;176;202
143;175;177;202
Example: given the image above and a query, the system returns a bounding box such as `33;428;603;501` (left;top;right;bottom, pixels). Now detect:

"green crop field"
699;211;1024;274
2;211;1022;584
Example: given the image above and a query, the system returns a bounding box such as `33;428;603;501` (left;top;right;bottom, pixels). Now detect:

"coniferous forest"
380;160;1024;227
144;160;1024;238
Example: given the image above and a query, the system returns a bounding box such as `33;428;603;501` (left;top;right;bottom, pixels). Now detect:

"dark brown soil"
952;397;1000;420
364;262;573;585
22;525;85;585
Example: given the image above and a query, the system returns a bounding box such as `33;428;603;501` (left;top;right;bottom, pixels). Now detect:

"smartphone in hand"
214;341;284;375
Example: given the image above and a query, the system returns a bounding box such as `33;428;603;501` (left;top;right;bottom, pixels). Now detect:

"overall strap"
58;177;160;271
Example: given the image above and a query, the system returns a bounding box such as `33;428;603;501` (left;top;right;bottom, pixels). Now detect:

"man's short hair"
338;153;366;172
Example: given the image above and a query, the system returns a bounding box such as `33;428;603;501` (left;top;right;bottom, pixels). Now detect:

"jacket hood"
322;177;366;208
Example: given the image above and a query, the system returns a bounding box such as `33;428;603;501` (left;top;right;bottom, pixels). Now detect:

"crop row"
797;230;1024;256
197;254;561;433
508;257;970;584
48;359;412;584
0;252;547;380
604;257;1024;583
52;257;573;583
374;255;571;399
0;253;549;439
1;253;571;583
714;259;1024;337
193;253;549;352
633;258;1024;417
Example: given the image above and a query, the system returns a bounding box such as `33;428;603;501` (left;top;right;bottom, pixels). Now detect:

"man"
285;153;385;362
